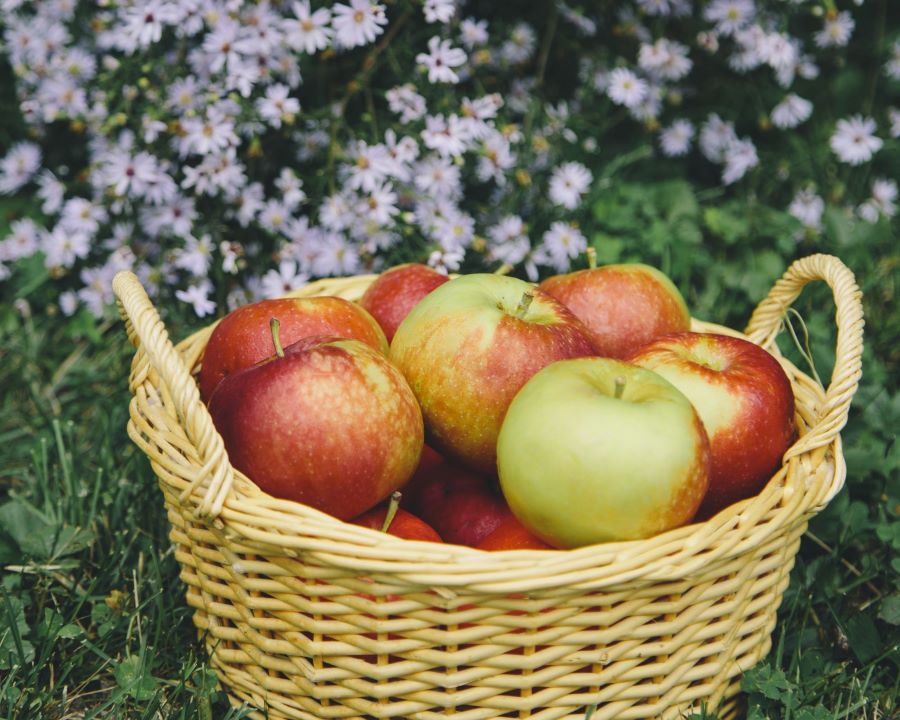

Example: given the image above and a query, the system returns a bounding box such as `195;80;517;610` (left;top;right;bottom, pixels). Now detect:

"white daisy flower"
416;36;467;84
721;137;759;185
771;94;813;129
386;84;427;124
459;18;488;49
542;222;586;272
703;0;755;37
814;11;855;49
829;115;883;166
699;114;738;163
423;0;455;24
788;189;825;230
332;0;387;49
256;84;300;129
0;142;42;194
260;259;309;298
175;279;216;317
548;162;593;210
606;68;648;109
282;1;332;54
659;120;695;157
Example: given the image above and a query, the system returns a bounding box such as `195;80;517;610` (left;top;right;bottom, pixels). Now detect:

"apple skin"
199;297;389;401
627;332;796;517
208;335;423;520
497;357;711;548
539;263;691;359
351;503;443;543
477;516;555;551
403;453;511;547
389;273;596;474
359;263;450;342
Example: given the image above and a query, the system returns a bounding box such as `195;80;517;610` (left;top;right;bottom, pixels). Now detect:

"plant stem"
614;376;626;399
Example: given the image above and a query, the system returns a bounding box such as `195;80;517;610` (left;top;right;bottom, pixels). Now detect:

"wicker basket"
113;253;863;720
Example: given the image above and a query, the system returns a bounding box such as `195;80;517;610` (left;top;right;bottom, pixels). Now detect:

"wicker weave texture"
113;254;864;720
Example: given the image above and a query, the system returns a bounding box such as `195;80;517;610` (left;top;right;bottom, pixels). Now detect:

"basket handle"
113;271;234;518
744;254;864;458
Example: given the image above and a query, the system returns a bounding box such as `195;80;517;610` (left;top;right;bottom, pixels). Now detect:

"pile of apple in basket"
201;259;795;551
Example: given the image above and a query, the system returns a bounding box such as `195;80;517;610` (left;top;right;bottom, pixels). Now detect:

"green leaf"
114;654;160;702
0;499;95;560
703;206;749;245
742;663;797;704
795;705;836;720
0;499;53;558
0;594;35;670
589;233;624;265
844;613;880;664
877;594;900;625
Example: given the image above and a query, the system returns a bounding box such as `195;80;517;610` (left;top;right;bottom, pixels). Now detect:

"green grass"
0;208;898;718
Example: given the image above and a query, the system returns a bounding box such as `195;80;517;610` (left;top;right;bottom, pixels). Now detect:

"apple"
497;357;711;548
389;273;596;474
477;516;554;551
199;296;388;401
352;492;443;542
359;263;450;342
539;258;691;359
627;332;795;517
208;328;423;520
404;454;511;547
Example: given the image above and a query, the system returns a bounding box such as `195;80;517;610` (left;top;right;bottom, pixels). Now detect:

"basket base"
224;681;747;720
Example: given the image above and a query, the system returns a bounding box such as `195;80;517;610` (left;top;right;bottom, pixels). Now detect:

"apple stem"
515;291;534;319
586;247;597;269
614;376;626;399
494;262;513;276
270;318;285;358
380;491;402;533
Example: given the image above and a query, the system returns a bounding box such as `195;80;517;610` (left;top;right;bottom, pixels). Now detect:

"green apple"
497;358;711;547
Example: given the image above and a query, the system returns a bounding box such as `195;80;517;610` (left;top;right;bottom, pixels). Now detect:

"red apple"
539;261;691;359
423;486;512;548
208;330;423;520
628;332;795;517
359;263;450;342
352;493;443;542
403;454;510;547
389;273;596;474
477;516;555;551
199;296;389;401
497;358;710;547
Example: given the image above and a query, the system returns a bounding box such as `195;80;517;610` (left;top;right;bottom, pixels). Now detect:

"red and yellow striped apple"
539;262;691;358
628;332;795;517
497;358;711;548
359;263;449;342
389;273;596;475
199;296;388;400
208;331;423;520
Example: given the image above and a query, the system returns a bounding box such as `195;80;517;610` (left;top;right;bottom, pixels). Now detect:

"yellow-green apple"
199;296;388;401
539;260;691;358
497;358;710;548
389;274;596;474
627;332;795;517
359;263;450;342
208;329;423;520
